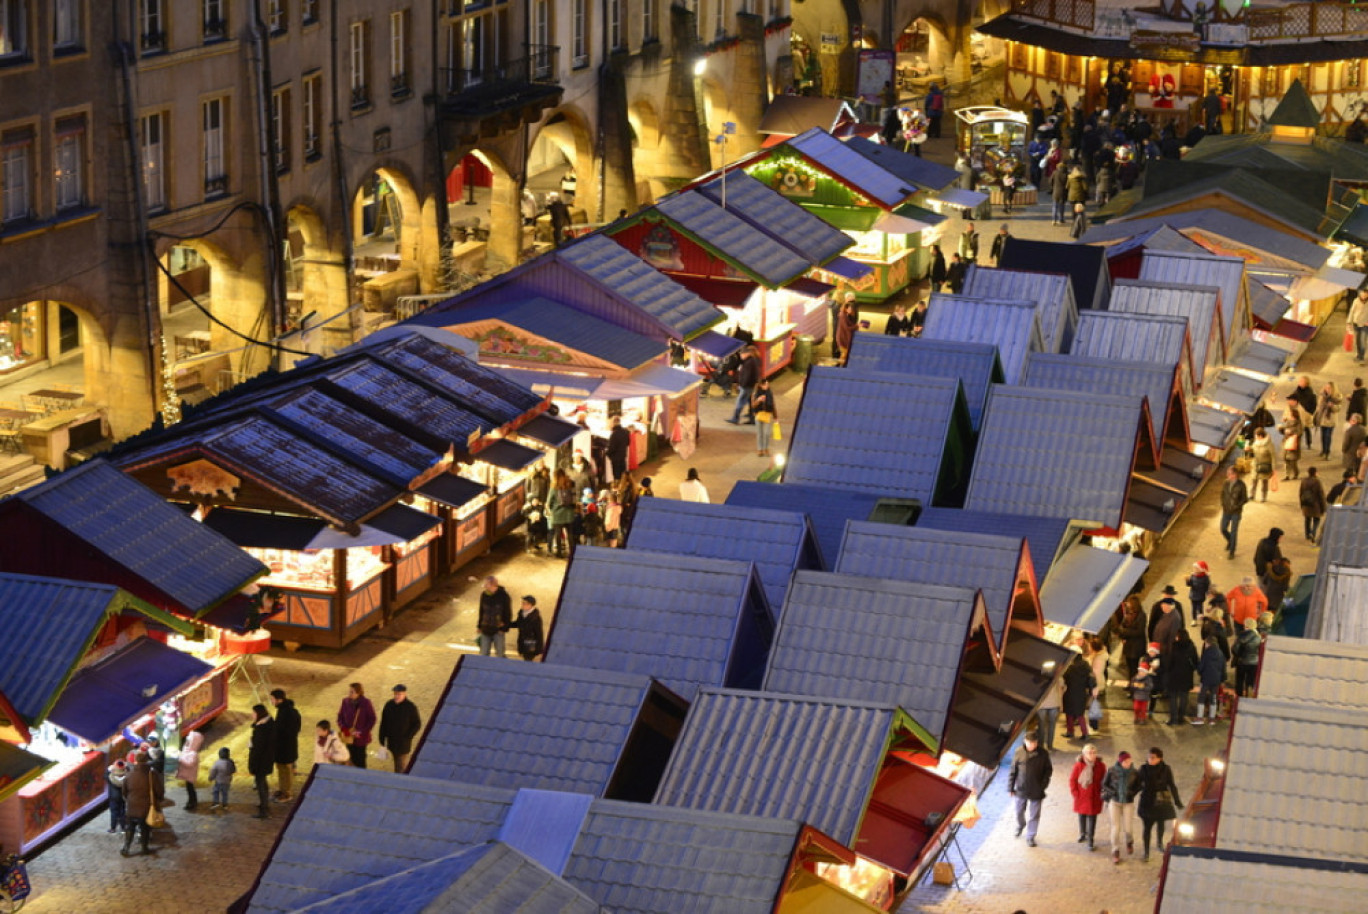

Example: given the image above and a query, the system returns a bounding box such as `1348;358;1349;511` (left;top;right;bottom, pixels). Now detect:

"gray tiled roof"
1099;223;1207;261
1109;279;1224;380
844;335;1003;430
246;767;516;913
546;547;772;700
922;294;1045;383
784;367;965;503
1257;636;1368;710
1081;209;1334;271
627;498;821;617
763;570;983;746
1071;310;1194;393
836;520;1029;654
1024;351;1177;451
1307;503;1368;639
1307;564;1368;645
11;460;266;614
1160;846;1368;914
564;799;799;914
653;191;813;287
410;657;654;796
724;481;884;570
1218;697;1368;863
965;386;1142;529
962;266;1079;353
843;136;960;191
1139;249;1248;344
784;128;914;207
997;237;1111;312
361;331;544;422
915;508;1072;586
286;843;605;914
693;170;853;265
654;687;896;845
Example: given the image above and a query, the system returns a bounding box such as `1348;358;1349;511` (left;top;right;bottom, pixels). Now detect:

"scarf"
1078;756;1098;788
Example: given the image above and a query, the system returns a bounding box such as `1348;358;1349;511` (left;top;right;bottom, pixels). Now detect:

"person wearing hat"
378;685;423;774
510;595;545;662
1008;731;1052;847
1101;750;1141;863
106;758;130;833
1147;586;1185;667
1131;659;1155;723
1185;561;1212;619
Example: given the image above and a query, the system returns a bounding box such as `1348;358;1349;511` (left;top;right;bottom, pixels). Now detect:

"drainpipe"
596;0;610;223
329;0;356;338
431;0;449;279
248;0;287;368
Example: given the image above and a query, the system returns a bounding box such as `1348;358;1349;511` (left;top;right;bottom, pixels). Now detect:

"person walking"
476;575;513;656
120;749;165;857
247;704;276;819
1136;747;1183;863
1248;428;1275;501
1185;560;1212;619
1165;629;1199;725
313;720;350;766
1343;414;1366;474
752;378;778;457
924;83;945;138
1194;634;1226;725
1288;378;1317;450
1069;202;1088;239
1262;555;1293;617
106;759;129;833
1218;466;1249;559
679;467;710;503
511;595;545;661
1050;157;1069;224
945;253;968;294
606;416;631;481
958;222;980;263
1062;651;1095;741
1349;289;1368;362
1301;466;1327;542
270;688;301;803
176;730;203;812
547;470;578;558
729;346;761;421
1252;527;1284;579
1234;618;1263;696
1280;401;1304;481
989;224;1011;264
1101;751;1140;864
208;747;236;811
1315;382;1342;460
337;682;376;769
1008;732;1052;847
1070;744;1106;851
378;684;423;773
1036;670;1063;751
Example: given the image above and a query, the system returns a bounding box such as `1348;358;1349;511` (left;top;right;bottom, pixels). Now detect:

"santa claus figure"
1150;72;1176;108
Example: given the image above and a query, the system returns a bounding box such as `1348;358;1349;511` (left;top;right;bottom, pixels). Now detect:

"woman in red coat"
1070;743;1106;850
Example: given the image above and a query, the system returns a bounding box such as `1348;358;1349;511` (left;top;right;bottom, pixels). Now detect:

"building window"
642;0;655;43
54;119;85;210
349;20;369;108
141;0;164;53
302;0;317;24
203;0;226;41
389;9;408;95
461;17;481;85
141;112;165;211
532;0;550;75
303;73;321;159
1;134;32;223
271;87;290;173
268;0;284;35
608;0;622;51
203;98;227;196
714;0;726;38
1;0;29;59
53;0;81;50
571;0;586;68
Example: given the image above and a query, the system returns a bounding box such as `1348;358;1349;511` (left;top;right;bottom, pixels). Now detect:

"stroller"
699;351;740;397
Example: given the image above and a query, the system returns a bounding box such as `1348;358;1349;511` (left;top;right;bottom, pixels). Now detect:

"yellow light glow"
694;58;708;76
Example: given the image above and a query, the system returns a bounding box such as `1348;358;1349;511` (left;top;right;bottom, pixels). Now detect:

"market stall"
954;106;1033;205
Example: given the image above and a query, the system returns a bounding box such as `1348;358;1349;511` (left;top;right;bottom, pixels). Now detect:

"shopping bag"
1346;329;1355;352
772;421;782;441
372;745;391;763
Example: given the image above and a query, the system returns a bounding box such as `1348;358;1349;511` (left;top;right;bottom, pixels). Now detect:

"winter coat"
1137;761;1182;822
1234;628;1263;667
1067;172;1089;203
1131;666;1155;702
1250;437;1275;478
1198;643;1226;688
1201;616;1230;662
1050;163;1068;199
107;765;128;800
247;716;277;778
1165;636;1200;693
378;697;423;756
477;585;513;636
274;698;302;765
338;695;376;747
1262;562;1293;611
1061;655;1095;717
176;731;204;782
1220;477;1249;514
1070;757;1107;815
511;607;545;659
1344;423;1368;473
1227;586;1268;627
208;756;236;786
1118;609;1148;659
548;484;578;527
314;731;350;766
1148;598;1185;641
1316;390;1341;428
121;759;165;821
1253;536;1283;578
1009;744;1052;801
1101;762;1141;804
736;352;761;389
1301;476;1327;518
1185;572;1211;607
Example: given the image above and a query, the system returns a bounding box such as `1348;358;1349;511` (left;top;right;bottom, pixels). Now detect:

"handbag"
145;776;166;828
754;410;774;424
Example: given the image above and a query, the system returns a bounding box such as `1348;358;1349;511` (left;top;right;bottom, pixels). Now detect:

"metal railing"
1247;2;1368;40
1009;0;1094;31
439;44;559;98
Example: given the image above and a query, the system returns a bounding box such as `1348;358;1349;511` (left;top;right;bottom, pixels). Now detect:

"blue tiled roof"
654;688;895;846
410;657;653;796
1071;310;1193;389
245;767;516;913
626;498;821;619
287;843;604;914
784;128;914;207
693;171;853;265
725;481;884;570
564;799;800;914
546;547;773;700
325;359;489;444
916;507;1072;587
836;520;1029;654
844;336;1003;431
415;295;665;370
1138;249;1248;350
843;136;960;191
653;192;813;287
963;266;1079;353
785;367;964;503
0;573;121;724
764;570;981;747
1110;278;1224;379
922;294;1045;383
13;460;265;614
1025;351;1176;452
268;387;442;485
362;331;543;422
966;386;1143;529
557;234;723;339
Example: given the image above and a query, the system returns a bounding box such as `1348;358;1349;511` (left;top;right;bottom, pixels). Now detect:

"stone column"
729;13;770;158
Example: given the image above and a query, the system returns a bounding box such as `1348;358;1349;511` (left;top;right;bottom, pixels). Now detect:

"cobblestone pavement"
18;133;1353;912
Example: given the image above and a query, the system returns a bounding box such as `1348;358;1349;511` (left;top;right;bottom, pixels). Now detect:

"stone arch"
628;97;664;204
444;146;520;275
285;200;350;354
529;104;597;215
351;162;424;265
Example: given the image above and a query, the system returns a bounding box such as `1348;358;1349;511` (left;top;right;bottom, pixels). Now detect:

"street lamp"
694;57;708;77
714;121;736;206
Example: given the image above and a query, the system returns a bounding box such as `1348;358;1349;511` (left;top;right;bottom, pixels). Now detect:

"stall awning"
1188;402;1243;450
788;277;834;298
308;503;441;550
201;509;326;550
495;368;604;400
0;741;51;803
1289;265;1366;302
872;211;936;234
1230;338;1289;378
515;413;580;448
1269;317;1317;343
819;255;875;281
858;759;970;877
197;593;259;634
1039;545;1149;632
47;639;214;744
934;188;990;210
417;474;488;509
688;329;746;360
672;275;758;307
1126;479;1182;533
1202;368;1272;415
474;439;543;472
594;364;702;399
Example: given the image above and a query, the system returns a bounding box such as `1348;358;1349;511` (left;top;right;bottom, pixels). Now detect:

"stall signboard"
1130;29;1201;58
858;49;896;103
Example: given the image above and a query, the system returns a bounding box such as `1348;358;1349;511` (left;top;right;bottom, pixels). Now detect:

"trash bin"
791;335;814;373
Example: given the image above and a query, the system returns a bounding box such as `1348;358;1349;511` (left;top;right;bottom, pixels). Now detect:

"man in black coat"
378;684;423;773
247;703;276;819
606;416;631;479
1164;630;1200;725
1289;376;1317;448
1252;527;1284;579
1008;732;1052;846
476;575;513;657
270;688;302;802
945;253;968;294
727;347;760;425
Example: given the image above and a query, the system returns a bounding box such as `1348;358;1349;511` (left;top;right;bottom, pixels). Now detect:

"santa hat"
1193;561;1209;573
1147;642;1161;654
1138;660;1151;670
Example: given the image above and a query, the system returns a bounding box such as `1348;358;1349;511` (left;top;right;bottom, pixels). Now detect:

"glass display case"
956;106;1030;190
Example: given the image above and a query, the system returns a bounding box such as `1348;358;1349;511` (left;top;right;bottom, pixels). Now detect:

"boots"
120;827;134;857
140;831;151;855
253;806;270;819
184;783;198;811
